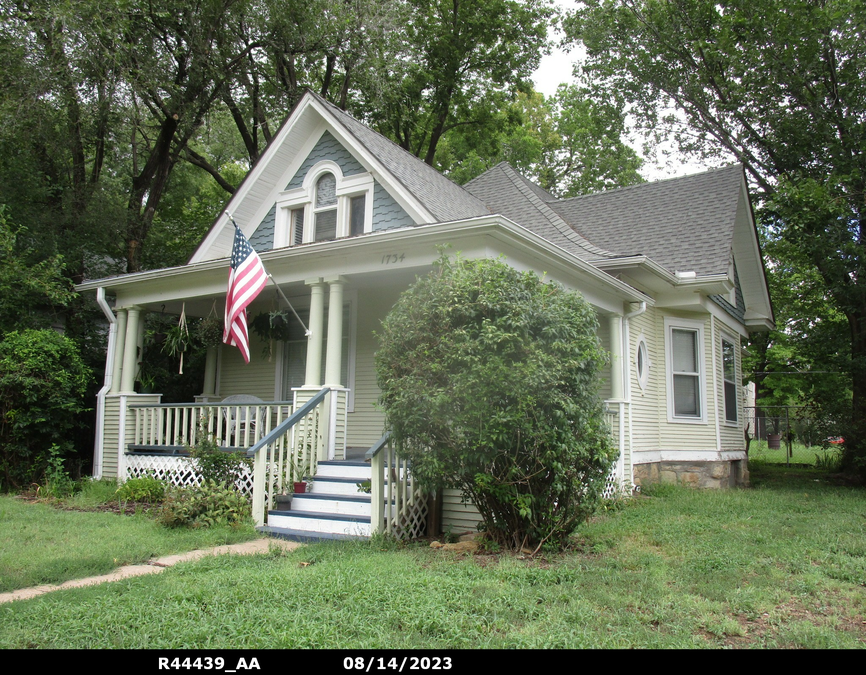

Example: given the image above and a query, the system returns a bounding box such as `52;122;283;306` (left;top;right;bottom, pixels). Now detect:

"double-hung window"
722;336;738;424
665;317;706;423
274;160;374;248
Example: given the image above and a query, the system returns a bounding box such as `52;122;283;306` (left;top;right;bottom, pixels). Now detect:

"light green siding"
655;311;719;451
715;322;745;451
102;396;121;479
441;488;483;534
217;332;279;401
628;308;661;452
345;286;404;448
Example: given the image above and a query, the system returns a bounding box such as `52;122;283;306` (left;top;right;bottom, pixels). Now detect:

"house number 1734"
381;253;405;264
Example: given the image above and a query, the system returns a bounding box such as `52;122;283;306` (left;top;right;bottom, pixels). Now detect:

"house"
77;90;774;540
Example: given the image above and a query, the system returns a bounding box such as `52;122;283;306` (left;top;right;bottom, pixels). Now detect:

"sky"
530;0;722;182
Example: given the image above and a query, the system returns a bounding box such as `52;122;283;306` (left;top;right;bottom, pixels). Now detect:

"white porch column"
201;346;218;397
609;314;624;400
324;276;346;387
304;278;325;387
109;308;128;394
119;306;142;394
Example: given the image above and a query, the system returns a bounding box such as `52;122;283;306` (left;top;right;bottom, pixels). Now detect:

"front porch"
102;386;629;541
82;219;647;540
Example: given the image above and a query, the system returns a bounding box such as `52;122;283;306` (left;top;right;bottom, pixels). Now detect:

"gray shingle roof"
466;162;744;276
464;162;618;262
314;94;490;223
546;165;744;276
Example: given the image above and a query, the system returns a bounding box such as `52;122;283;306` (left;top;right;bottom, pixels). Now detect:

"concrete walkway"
0;538;300;605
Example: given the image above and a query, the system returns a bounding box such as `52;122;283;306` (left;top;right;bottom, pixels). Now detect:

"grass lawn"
0;493;259;593
1;463;864;649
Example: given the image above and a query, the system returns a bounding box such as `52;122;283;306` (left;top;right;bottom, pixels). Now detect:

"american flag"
224;223;268;363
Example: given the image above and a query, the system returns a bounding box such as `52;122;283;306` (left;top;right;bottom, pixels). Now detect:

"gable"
190;92;489;264
709;258;746;322
247;130;415;252
284;131;366;189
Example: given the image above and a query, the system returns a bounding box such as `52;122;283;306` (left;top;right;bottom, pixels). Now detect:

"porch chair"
220;394;265;447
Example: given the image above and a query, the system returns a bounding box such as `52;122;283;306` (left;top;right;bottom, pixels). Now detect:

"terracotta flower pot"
293;481;307;494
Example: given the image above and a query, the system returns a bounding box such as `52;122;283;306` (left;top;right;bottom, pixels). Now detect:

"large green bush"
376;254;616;550
0;329;91;490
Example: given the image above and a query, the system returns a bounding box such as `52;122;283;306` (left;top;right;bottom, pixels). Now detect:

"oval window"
636;336;650;391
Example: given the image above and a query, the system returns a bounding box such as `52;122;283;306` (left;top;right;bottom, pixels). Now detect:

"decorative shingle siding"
285;130;366;190
372;182;415;231
249;204;276;253
709;260;746;322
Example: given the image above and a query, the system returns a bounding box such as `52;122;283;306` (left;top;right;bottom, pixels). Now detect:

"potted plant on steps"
292;456;312;494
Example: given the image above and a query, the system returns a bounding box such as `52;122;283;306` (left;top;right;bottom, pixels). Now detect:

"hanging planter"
250;309;294;342
195;309;223;348
161;303;190;374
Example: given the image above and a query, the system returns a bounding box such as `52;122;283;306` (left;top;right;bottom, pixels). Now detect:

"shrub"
37;444;80;499
376;253;616;551
0;329;91;490
116;476;167;502
188;431;251;487
158;481;251;528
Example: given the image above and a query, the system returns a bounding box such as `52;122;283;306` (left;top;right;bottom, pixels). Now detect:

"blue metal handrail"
246;386;330;457
364;430;391;460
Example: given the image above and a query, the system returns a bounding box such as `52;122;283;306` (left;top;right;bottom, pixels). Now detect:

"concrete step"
258;525;368;543
310;476;371;496
315;460;371;480
290;493;371;517
267;509;371;537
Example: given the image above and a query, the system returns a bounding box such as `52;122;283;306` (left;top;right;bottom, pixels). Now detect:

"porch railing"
603;399;628;498
366;432;428;539
246;386;333;526
127;401;293;451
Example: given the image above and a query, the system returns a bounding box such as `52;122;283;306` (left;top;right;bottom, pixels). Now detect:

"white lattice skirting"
125;454;255;496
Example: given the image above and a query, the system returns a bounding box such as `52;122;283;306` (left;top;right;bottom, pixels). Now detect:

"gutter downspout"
622;301;647;490
93;288;117;480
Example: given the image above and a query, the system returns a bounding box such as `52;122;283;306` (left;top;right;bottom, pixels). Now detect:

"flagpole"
227;212;311;337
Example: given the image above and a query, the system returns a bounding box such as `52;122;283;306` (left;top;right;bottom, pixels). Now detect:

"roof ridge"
551;163;744;204
463;161;513;189
497;164;619;259
309;92;489;219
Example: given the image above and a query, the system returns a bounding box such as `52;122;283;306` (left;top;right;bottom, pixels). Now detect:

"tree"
0;207;75;336
363;0;554;166
436;85;644;196
567;0;866;473
375;254;616;551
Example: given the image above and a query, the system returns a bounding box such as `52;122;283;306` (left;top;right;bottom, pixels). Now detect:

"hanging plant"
250;309;294;342
195;314;223;348
162;324;190;357
161;303;190;374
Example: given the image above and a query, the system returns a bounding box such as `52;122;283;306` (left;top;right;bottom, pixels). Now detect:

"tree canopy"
568;0;866;472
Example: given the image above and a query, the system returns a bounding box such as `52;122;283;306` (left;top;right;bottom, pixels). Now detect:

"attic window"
314;173;338;242
273;161;374;248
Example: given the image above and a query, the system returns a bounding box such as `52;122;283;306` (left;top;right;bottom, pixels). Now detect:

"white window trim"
635;333;650;392
273;161;374;248
664;316;707;424
720;332;739;427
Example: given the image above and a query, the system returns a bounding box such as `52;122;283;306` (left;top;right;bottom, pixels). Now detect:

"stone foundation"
634;459;749;489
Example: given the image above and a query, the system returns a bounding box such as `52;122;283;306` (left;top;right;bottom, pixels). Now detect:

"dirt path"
0;538;300;605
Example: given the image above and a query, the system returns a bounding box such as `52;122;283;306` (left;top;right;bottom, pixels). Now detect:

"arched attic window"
275;160;374;248
314;173;338;242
